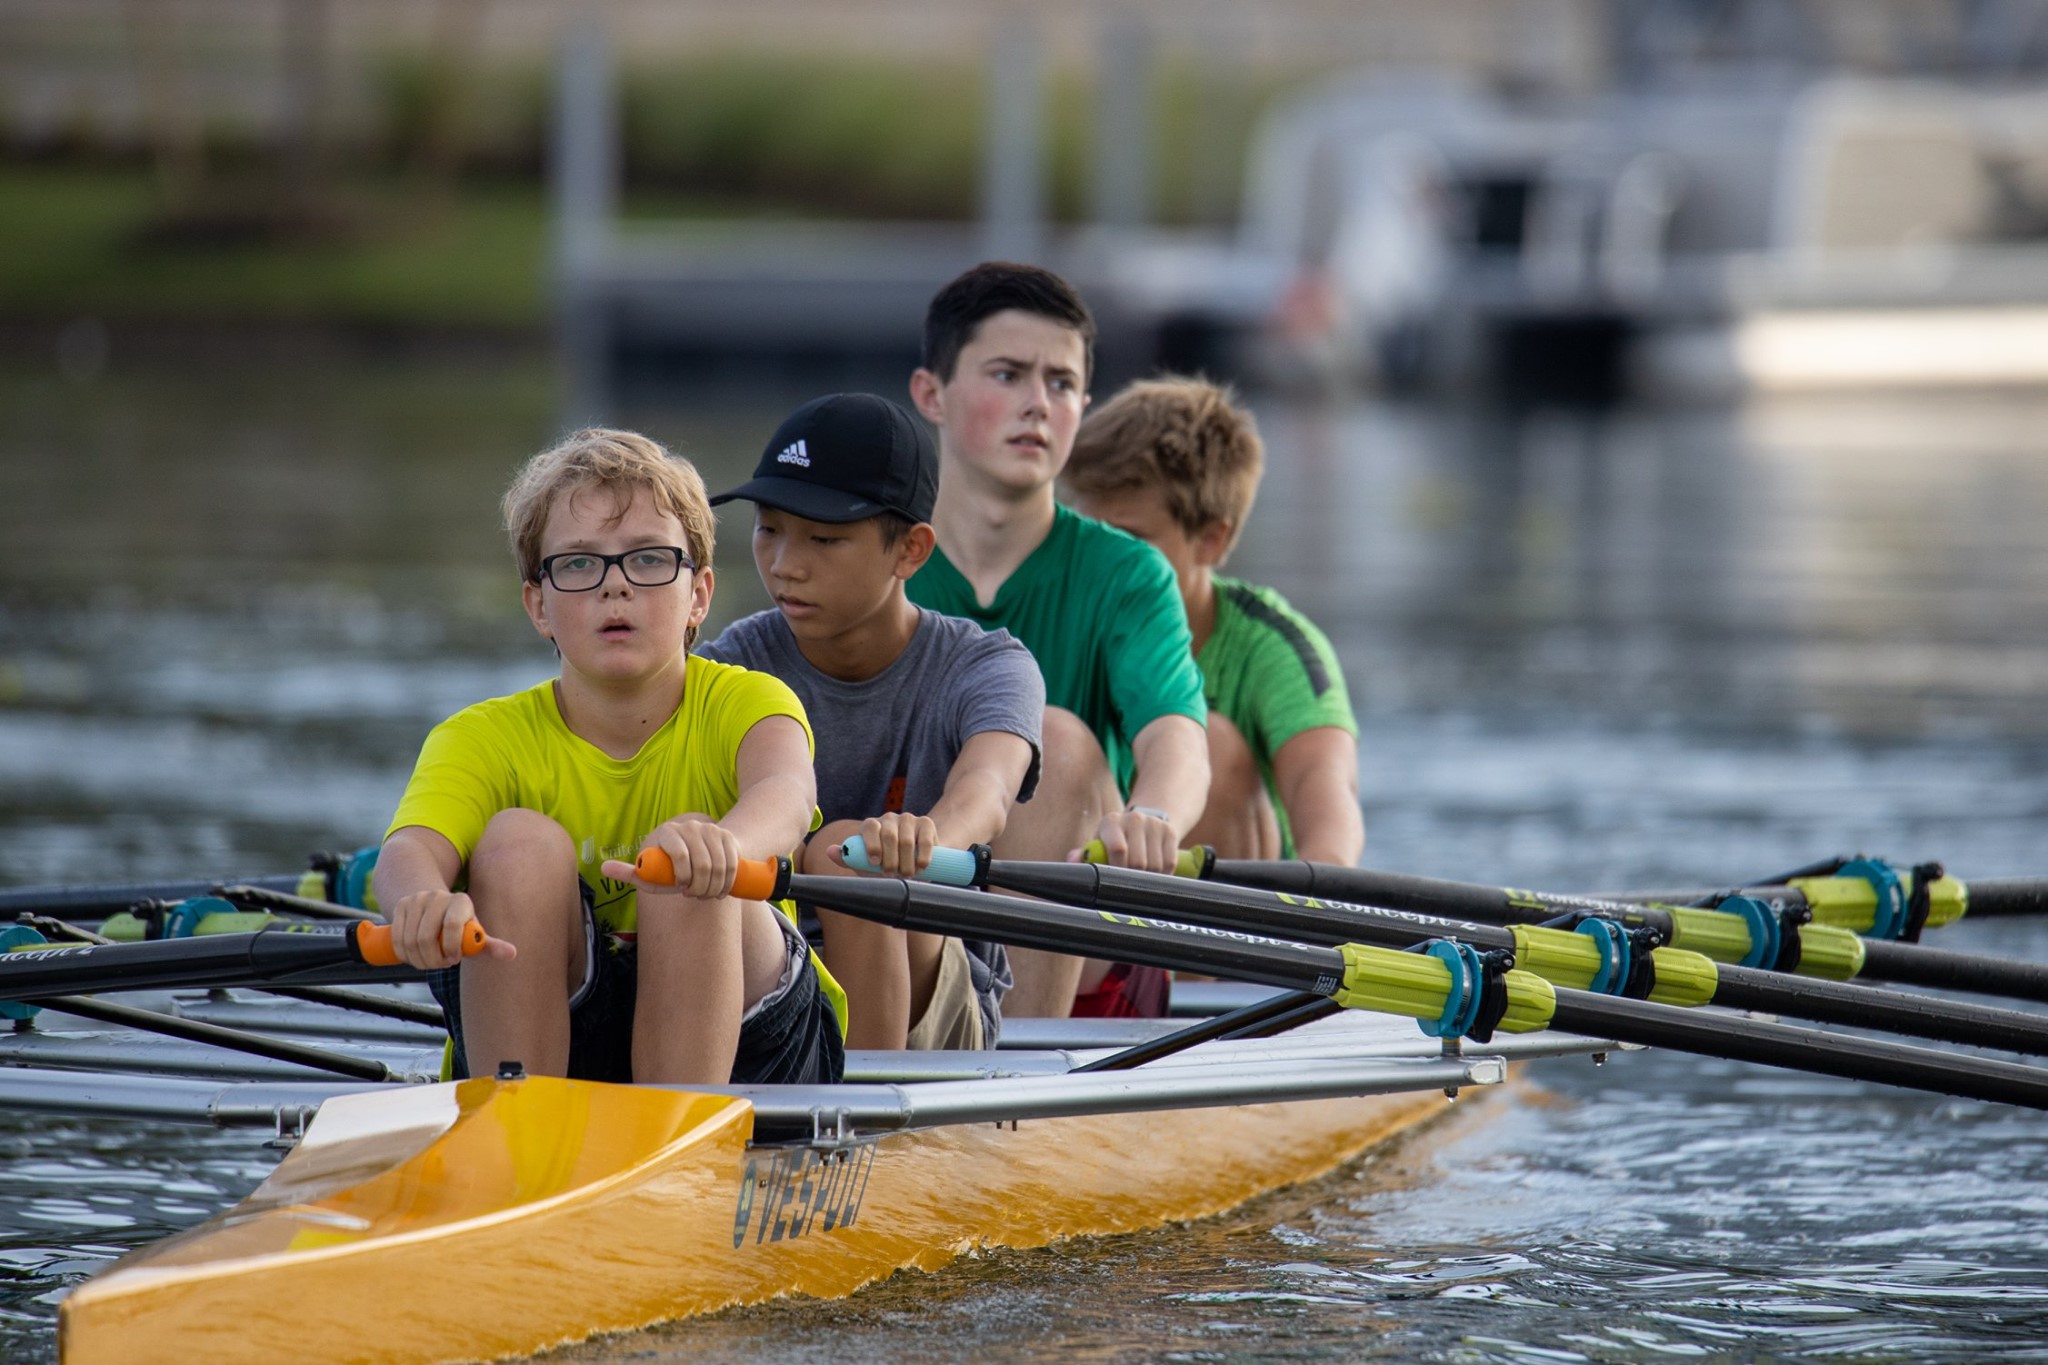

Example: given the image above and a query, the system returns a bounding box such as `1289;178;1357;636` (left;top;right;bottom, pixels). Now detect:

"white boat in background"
1234;70;2048;398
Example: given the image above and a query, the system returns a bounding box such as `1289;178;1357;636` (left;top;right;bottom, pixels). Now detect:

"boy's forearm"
922;732;1035;849
1287;788;1365;867
1275;729;1364;867
1128;714;1210;834
923;770;1015;850
371;828;462;906
712;773;818;860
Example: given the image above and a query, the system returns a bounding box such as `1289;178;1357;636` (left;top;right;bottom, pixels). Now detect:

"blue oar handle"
839;837;984;887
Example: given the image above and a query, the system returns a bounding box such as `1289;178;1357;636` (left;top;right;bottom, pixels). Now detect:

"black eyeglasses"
534;546;695;592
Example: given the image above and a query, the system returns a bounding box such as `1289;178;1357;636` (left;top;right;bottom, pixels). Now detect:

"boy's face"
752;505;932;647
1067;486;1231;608
910;309;1089;496
522;485;712;684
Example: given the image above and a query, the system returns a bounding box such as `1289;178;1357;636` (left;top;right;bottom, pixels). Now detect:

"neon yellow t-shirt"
385;655;844;1030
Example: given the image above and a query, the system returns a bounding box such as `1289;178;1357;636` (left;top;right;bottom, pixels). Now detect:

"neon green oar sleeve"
1645;948;1719;1008
1791;871;1967;933
1663;905;1760;965
1792;925;1866;980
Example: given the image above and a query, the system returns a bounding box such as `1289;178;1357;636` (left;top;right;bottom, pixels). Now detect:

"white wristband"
1130;805;1171;823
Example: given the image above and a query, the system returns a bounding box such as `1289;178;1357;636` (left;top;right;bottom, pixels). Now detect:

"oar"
833;842;2048;1059
34;994;408;1082
21;912;448;1028
638;851;2048;1111
1192;855;2048;1006
1611;879;2048;920
0;874;308;919
0;845;383;921
0;919;488;1003
1930;879;2048;917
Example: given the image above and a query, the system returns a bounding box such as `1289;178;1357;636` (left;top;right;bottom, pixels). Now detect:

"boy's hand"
832;812;938;878
605;814;743;900
1077;808;1180;875
388;888;518;969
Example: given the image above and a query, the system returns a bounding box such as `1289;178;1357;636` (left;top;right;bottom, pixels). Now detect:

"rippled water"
3;350;2047;1362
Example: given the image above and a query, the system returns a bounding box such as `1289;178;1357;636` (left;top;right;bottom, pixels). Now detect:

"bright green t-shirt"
1199;577;1358;858
386;655;844;1030
907;503;1206;796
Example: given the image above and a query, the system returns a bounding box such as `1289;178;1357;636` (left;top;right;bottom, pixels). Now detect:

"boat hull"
60;1068;1452;1365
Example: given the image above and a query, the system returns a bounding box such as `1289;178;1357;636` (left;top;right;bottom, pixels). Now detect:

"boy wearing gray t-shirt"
701;393;1044;1050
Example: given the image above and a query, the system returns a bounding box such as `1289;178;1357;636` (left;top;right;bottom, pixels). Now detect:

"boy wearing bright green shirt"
907;502;1195;799
1063;376;1364;866
375;428;846;1087
907;262;1211;1018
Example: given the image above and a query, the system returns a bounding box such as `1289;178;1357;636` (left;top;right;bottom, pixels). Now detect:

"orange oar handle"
353;918;488;968
634;848;784;902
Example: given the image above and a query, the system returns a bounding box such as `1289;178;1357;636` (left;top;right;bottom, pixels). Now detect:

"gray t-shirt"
699;608;1045;1043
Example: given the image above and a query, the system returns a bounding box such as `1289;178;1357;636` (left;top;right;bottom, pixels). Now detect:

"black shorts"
428;891;845;1086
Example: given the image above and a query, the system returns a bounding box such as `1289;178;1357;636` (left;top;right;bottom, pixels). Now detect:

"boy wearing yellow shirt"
374;428;845;1086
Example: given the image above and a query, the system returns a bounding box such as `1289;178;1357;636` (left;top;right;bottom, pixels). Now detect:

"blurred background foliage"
1;17;1297;331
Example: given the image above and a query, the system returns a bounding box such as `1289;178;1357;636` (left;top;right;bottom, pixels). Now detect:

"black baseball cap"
710;393;938;524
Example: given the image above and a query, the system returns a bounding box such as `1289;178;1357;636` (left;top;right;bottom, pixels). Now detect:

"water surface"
2;350;2046;1362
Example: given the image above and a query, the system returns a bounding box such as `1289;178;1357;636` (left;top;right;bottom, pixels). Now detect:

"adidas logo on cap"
776;439;811;468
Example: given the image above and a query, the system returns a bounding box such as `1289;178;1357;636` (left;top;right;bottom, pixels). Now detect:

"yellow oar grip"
1790;872;1968;932
1078;840;1209;878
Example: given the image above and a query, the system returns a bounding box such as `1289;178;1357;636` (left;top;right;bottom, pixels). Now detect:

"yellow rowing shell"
58;1059;1464;1365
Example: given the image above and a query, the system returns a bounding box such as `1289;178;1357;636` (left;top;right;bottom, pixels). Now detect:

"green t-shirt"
1199;577;1358;858
908;504;1206;796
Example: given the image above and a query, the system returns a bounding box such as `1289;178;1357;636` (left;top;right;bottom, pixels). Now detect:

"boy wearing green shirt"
907;262;1211;1017
1063;376;1364;866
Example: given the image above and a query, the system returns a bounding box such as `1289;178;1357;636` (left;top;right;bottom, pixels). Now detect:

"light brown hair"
502;428;716;643
1063;376;1264;556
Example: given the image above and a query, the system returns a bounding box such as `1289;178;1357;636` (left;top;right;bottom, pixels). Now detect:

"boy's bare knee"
995;707;1113;861
473;809;575;873
1205;714;1263;806
801;820;864;877
1035;706;1112;802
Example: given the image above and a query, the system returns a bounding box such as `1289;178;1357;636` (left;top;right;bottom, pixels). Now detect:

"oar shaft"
1859;938;2048;1004
995;858;1521;954
0;875;304;919
1208;858;1673;935
1953;879;2048;918
780;870;1351;995
988;859;2048;1058
1214;860;2048;1006
1707;963;2048;1054
1551;993;2048;1110
776;867;2048;1111
0;921;480;1002
1072;989;1327;1073
38;995;395;1082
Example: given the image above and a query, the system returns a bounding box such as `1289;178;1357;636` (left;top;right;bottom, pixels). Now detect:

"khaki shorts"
905;936;985;1051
